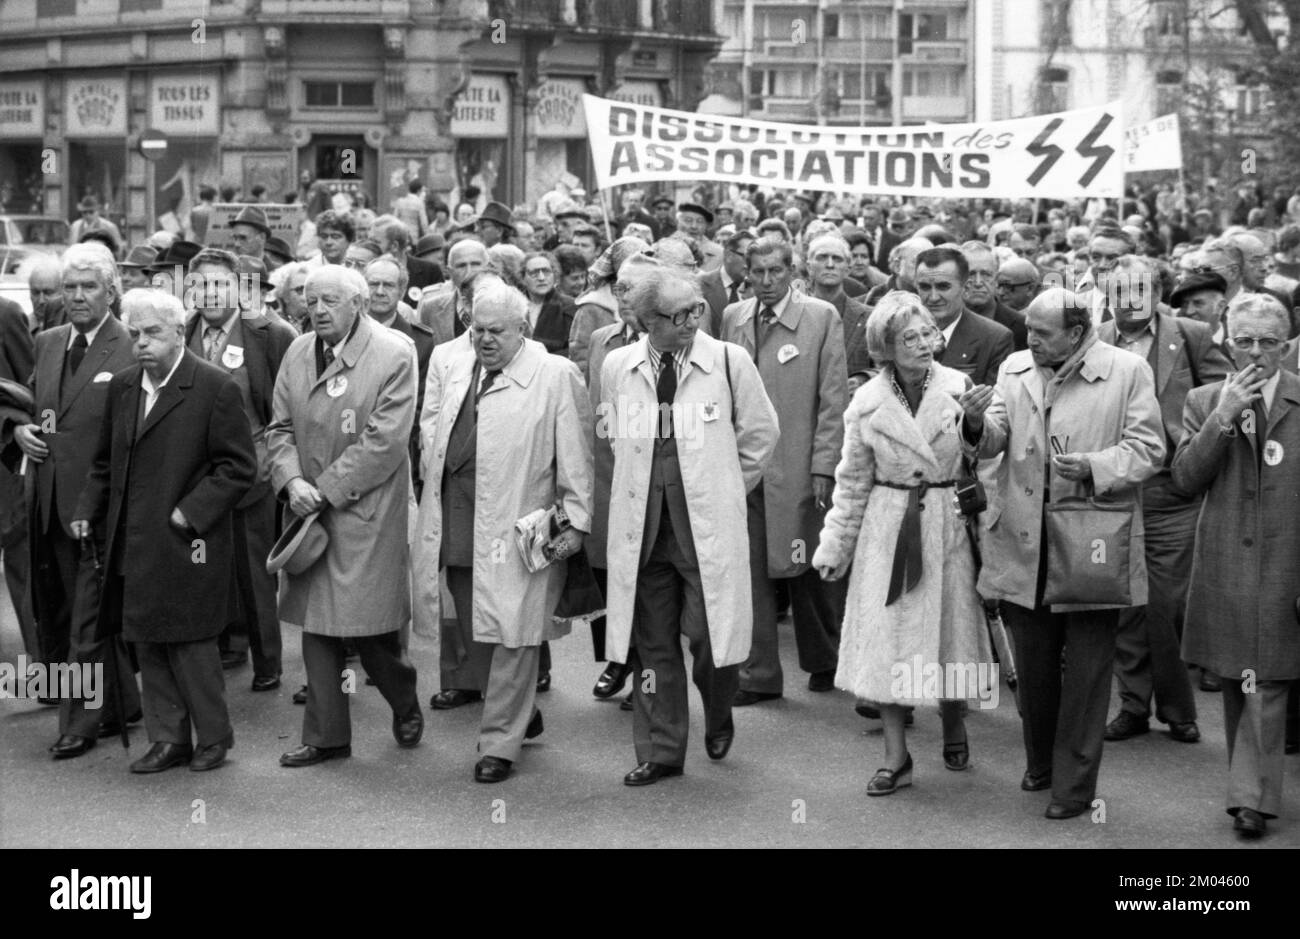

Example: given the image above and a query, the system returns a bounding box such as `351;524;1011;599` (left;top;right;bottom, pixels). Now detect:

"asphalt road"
1;572;1296;849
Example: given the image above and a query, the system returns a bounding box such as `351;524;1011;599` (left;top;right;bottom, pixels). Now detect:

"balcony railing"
908;40;966;62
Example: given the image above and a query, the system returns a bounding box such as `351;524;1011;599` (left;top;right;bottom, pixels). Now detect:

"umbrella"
82;534;130;749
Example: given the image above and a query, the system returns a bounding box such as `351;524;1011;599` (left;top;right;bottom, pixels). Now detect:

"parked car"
0;215;70;275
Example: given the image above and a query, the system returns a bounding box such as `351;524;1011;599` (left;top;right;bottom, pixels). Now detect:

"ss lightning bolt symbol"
1076;113;1116;187
1026;118;1064;186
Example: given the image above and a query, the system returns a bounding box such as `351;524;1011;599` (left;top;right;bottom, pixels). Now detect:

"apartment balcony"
258;0;413;21
6;0;258;34
824;38;895;60
905;40;966;63
755;37;893;61
901;94;968;121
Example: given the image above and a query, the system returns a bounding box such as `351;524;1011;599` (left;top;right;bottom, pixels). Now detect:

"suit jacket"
531;290;577;355
585;321;640;569
76;353;257;643
813;287;871;378
697;267;739;338
416;285;464;346
972;300;1028;351
406;255;444;296
722;291;847;577
1097;313;1232;483
875;228;901;270
937;309;1015;387
384;312;435;489
29;316;137;534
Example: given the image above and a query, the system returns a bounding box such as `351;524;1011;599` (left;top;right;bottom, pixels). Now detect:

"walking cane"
959;514;1019;706
82;533;130;749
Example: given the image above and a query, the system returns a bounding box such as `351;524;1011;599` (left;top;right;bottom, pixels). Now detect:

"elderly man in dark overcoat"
73;289;257;773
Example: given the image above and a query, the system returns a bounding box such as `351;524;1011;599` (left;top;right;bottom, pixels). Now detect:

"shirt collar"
1262;369;1282;412
762;288;793;322
202;311;239;338
68;313;109;349
1116;317;1156;341
647;335;694;374
941;311;963;343
142;350;184;396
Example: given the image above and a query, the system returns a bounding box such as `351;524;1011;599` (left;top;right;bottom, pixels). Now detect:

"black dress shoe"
593;662;631;699
943;738;970;771
808;670;835;692
393;708;424;748
1168;721;1201;743
1021;769;1052;791
1045;800;1089;820
292;685;308;705
525;709;544;740
96;710;143;739
279;744;351;767
1199;670;1221;692
251;675;281;693
536;672;551;693
130;742;194;774
1233;807;1266;839
623;761;683;786
620;692;633;712
474;755;513;783
733;689;781;707
220;650;248;670
190;742;229;772
705;717;735;760
1104;711;1150;741
50;734;96;760
866;753;913;796
430;688;483;710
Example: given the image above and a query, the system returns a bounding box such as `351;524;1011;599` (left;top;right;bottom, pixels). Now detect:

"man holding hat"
118;246;159;291
673;203;723;272
229;206;272;266
267;266;423;767
70;196;122;253
476;201;515;249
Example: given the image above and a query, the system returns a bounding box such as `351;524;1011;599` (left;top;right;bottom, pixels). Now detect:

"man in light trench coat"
412;278;593;783
267;266;424;767
602;265;779;785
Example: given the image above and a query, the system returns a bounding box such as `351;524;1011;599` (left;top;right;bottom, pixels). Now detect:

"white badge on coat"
326;375;348;398
407;286;422;304
1264;440;1284;466
777;344;799;364
702;402;720;422
221;345;244;370
92;371;114;383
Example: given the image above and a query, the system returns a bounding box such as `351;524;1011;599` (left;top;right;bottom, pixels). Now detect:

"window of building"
36;0;75;15
824;13;840;38
840;11;890;40
916;14;949;41
903;68;961;98
1038;66;1069;111
304;81;376;108
1155;70;1182;114
1152;0;1184;36
1041;0;1072;46
839;68;891;101
1234;69;1265;116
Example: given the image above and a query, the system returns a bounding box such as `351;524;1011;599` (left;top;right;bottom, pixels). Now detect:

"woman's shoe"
943;737;970;771
866;754;913;796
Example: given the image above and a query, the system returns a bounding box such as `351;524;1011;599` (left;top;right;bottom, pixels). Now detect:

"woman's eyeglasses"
898;326;939;350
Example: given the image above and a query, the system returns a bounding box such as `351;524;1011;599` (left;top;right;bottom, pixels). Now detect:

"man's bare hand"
1213;363;1268;427
1051;452;1093;483
958;385;996;432
544;527;584;562
812;475;834;512
287;478;324;518
13;424;48;462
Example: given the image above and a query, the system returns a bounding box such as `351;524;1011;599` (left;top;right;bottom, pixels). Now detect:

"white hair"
305;264;366;301
449;239;488;264
122;288;186;329
364;255;409;294
275;262;310;303
807;233;851;259
472;278;528;325
62;242;121;296
1226;292;1290;338
18;253;62;283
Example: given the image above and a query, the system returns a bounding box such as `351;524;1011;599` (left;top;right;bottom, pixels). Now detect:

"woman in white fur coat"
813;292;994;797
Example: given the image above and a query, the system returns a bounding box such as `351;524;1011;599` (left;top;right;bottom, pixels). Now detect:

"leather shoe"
96;709;143;739
733;689;781;707
130;742;193;774
593;662;631;699
619;692;633;712
854;702;914;725
866;753;913;796
1233;807;1266;839
292;684;308;705
280;744;351;767
808;670;835;692
220;649;247;670
1021;769;1052;791
623;761;683;786
190;742;229;772
942;738;970;771
1045;800;1089;820
705;717;735;760
474;755;512;783
1104;711;1150;741
49;734;96;760
251;675;281;693
1199;670;1221;692
1168;721;1201;743
430;688;482;709
393;709;424;748
536;672;551;693
525;709;544;740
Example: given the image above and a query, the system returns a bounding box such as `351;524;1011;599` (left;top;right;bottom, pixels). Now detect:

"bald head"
449;239;489;291
996;257;1041;312
1025;287;1089;367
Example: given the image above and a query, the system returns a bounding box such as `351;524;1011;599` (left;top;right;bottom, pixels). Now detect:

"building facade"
0;0;722;246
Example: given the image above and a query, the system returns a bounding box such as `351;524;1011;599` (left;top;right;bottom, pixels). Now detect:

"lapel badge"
326;375;348;398
221;345;244;370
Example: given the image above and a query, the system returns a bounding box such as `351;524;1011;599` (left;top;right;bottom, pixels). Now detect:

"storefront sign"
450;74;510;138
609;81;664;109
150;74;220;136
65;77;127;138
535;79;587;139
0;80;45;138
204;203;306;250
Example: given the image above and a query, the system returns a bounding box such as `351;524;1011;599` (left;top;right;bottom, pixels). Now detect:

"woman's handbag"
1041;479;1136;606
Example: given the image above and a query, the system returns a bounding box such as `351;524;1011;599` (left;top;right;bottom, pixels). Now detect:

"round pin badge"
1264;440;1284;466
221;345;244;370
326;375;348;398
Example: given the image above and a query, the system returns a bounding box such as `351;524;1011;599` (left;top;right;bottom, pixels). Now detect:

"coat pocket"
344;486;383;522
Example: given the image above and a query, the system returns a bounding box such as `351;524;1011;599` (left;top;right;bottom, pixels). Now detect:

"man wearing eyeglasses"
699;231;753;338
601;266;778;784
722;238;848;705
1172;292;1300;840
1096;256;1231;749
1083;226;1135;324
1196;238;1297;337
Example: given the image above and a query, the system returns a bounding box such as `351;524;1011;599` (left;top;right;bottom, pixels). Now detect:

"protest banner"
1123;113;1183;172
204;203;306;250
583;95;1124;200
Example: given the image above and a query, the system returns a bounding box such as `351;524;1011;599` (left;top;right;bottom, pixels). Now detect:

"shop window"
304;81;376;108
1038;67;1070;112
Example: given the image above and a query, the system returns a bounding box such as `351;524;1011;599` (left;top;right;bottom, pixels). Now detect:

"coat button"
1242;538;1253;547
1024;487;1033;496
348;490;359;500
1025;444;1034;455
913;470;923;477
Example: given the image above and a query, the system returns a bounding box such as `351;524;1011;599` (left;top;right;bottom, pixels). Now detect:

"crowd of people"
0;174;1297;841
